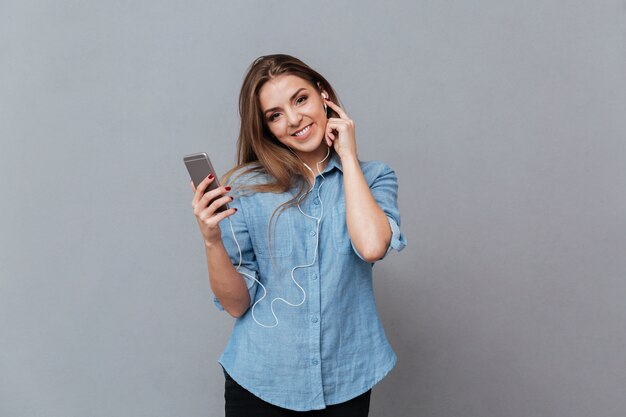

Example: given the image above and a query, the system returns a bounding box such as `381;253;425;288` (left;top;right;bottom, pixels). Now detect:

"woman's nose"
286;108;303;126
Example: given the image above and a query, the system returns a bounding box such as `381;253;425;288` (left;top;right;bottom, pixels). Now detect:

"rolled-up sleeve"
351;162;407;262
214;195;259;312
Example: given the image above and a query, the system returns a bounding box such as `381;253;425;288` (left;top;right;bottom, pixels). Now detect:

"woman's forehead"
259;75;314;105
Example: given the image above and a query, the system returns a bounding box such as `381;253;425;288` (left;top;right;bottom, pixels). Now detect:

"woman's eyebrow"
263;88;308;115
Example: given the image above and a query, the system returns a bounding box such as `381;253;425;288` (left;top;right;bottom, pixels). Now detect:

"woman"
189;54;406;416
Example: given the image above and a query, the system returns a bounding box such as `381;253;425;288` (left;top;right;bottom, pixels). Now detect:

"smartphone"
183;152;229;213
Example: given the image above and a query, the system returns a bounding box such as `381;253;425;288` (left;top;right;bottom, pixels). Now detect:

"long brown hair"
223;54;339;260
223;54;341;219
221;54;342;260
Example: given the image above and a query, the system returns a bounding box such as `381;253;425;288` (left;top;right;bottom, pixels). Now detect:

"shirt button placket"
308;180;324;405
309;264;323;399
310;288;324;403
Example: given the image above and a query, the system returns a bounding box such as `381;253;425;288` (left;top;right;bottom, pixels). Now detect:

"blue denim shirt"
215;153;407;411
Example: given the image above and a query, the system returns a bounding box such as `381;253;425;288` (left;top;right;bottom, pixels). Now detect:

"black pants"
224;370;371;417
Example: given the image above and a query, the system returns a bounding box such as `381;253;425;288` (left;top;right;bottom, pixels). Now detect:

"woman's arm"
323;99;392;262
204;240;250;318
341;155;392;262
190;176;250;318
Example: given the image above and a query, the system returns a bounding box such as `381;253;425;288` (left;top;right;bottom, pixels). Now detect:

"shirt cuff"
386;215;407;254
350;216;407;263
213;265;259;312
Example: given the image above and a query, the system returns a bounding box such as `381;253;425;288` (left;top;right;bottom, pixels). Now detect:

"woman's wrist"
339;152;359;170
204;237;223;250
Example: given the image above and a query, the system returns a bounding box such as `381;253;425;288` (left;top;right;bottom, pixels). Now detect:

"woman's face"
258;74;328;158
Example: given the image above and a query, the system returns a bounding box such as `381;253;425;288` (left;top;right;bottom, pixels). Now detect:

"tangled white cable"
227;149;331;328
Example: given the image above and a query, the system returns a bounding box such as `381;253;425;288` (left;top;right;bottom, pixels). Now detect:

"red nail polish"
208;173;214;179
225;186;231;191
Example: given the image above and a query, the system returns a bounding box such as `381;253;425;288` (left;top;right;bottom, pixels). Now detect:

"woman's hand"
324;99;357;160
190;174;237;245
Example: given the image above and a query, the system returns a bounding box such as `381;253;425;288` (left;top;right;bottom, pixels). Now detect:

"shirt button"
310;230;317;237
311;316;319;323
313;198;320;205
312;359;319;366
312;274;318;280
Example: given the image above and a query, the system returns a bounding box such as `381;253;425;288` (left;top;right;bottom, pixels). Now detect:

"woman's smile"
291;123;313;139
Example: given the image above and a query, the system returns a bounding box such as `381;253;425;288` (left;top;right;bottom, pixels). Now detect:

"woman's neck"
294;146;331;185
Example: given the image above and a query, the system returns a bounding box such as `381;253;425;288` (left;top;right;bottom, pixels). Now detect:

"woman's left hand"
324;99;357;160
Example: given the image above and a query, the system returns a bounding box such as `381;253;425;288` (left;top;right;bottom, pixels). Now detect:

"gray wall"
1;1;625;416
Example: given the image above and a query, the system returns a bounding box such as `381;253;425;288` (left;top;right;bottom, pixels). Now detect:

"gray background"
1;1;625;416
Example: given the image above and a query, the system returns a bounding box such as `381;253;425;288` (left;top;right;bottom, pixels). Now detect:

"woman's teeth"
293;125;311;136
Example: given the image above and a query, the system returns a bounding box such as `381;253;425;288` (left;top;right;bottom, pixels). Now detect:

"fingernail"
208;173;214;179
233;208;238;212
225;186;231;191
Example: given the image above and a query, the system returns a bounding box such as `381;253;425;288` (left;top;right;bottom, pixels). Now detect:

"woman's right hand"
190;174;237;245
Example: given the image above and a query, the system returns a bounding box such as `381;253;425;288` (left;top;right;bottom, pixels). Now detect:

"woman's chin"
290;135;325;154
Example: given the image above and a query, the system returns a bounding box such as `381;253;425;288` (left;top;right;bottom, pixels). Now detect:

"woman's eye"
268;113;280;122
296;95;308;105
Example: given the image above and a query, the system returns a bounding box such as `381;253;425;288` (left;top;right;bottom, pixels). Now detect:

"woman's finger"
325;117;353;129
324;99;349;120
206;206;238;226
198;185;231;209
198;195;235;221
202;194;234;216
192;174;215;207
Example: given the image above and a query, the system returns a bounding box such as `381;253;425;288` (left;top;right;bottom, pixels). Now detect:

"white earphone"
321;92;328;114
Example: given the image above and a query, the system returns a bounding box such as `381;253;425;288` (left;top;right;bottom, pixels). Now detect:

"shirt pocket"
331;203;354;254
248;210;294;259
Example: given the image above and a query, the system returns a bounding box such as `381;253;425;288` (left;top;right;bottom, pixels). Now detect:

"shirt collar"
321;151;343;175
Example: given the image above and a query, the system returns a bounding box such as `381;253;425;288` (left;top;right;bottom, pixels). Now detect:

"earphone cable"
227;148;330;327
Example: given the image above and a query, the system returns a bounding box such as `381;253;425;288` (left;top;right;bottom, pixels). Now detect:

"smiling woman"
259;77;329;165
188;54;407;416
